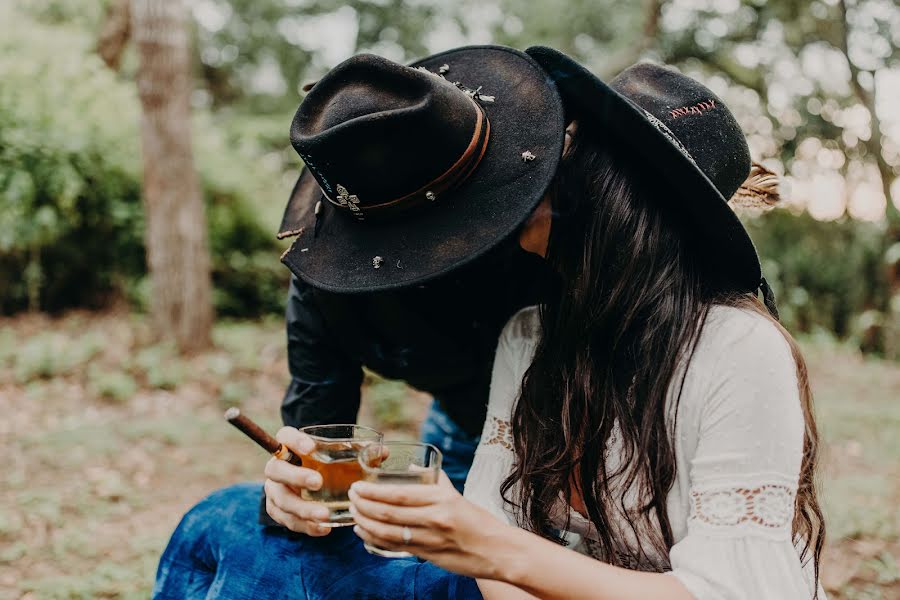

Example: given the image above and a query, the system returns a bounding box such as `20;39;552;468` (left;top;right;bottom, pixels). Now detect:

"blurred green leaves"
12;332;105;383
0;2;290;317
746;209;893;352
0;3;143;312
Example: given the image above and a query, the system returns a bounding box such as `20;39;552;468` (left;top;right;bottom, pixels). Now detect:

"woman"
346;48;826;599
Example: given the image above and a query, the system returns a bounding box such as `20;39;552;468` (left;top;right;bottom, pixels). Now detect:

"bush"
89;367;139;403
13;332;104;383
0;6;144;313
207;189;289;317
745;209;889;345
0;3;291;318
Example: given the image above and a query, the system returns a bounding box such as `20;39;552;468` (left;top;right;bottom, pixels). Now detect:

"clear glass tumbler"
298;424;383;527
357;441;442;558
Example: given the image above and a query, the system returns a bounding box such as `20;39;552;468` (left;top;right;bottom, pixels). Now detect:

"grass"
0;311;897;599
801;339;900;597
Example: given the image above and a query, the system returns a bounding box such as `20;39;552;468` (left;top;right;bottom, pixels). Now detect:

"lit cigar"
224;407;302;466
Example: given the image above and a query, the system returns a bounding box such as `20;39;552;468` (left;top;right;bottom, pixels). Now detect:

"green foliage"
207;189;288;317
365;375;412;429
89;367;138;402
193;0;442;113
22;559;159;600
0;3;291;317
219;381;252;410
212;318;284;368
205;353;235;378
13;332;104;383
0;511;23;540
746;209;889;349
0;541;28;564
0;6;144;313
130;343;185;390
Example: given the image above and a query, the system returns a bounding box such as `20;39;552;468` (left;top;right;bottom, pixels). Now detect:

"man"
154;46;564;597
280;248;546;493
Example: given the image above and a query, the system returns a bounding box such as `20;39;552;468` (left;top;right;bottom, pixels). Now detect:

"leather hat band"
322;97;491;221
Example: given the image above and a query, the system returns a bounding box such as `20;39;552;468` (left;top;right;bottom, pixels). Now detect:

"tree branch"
837;0;897;224
839;0;898;359
97;0;131;70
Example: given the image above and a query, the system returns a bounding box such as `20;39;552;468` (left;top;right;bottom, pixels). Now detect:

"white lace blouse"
464;305;825;599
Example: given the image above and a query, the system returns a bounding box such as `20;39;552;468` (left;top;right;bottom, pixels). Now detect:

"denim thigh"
153;482;482;600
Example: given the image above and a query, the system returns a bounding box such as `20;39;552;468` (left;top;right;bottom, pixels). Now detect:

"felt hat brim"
526;46;762;293
278;46;565;294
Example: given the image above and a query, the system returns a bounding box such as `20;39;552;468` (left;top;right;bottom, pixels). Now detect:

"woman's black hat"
526;46;776;306
278;46;565;293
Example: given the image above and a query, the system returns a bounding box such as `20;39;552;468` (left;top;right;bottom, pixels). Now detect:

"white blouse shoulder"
464;305;826;600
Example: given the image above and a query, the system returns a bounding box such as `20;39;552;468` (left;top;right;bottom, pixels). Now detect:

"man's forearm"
280;376;362;428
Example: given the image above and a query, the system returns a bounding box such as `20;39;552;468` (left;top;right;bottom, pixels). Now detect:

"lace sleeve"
482;415;514;451
667;311;823;599
689;483;795;533
681;315;804;541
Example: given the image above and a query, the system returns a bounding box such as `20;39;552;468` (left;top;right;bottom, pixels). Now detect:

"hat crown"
610;63;750;201
279;45;567;293
290;54;485;218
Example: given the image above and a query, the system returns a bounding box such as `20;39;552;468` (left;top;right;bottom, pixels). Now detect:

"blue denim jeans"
153;402;482;599
419;400;481;494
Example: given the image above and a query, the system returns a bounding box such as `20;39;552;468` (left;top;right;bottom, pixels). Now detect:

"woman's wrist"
484;521;539;586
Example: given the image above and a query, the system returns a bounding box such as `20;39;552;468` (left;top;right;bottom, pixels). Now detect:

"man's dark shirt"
281;240;550;437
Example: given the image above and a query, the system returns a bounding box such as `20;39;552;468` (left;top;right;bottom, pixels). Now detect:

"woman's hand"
263;427;332;536
348;472;514;580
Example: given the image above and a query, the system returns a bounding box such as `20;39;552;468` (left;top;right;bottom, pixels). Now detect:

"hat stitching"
669;99;717;119
297;150;334;197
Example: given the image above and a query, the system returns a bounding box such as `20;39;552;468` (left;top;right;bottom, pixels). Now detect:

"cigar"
224;407;302;466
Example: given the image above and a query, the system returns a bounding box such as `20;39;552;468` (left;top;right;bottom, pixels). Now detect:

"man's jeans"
419;400;481;494
153;401;482;599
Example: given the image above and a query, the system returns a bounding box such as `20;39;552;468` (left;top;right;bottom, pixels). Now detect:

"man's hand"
263;427;331;536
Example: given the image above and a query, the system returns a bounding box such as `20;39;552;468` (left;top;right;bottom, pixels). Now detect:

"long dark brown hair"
501;121;824;585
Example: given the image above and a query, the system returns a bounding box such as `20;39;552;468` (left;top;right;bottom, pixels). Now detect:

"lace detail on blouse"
483;416;513;450
690;484;795;530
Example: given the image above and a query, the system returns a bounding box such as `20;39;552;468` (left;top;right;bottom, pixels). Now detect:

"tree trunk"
131;0;213;353
838;0;898;359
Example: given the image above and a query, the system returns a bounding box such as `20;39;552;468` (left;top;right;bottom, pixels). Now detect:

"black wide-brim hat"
278;46;565;293
527;46;764;294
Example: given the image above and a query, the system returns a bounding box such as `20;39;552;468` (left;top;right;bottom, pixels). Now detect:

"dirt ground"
1;311;898;599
